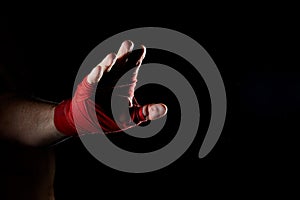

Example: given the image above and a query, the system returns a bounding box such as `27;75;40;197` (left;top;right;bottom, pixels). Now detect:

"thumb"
87;53;117;84
142;103;168;121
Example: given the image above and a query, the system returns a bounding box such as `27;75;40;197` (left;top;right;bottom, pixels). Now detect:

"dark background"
1;6;298;198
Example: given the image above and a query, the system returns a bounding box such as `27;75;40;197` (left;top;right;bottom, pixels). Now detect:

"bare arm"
0;93;64;146
0;40;167;147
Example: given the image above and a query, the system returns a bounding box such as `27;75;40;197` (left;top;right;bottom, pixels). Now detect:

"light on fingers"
144;103;168;121
117;40;134;58
87;53;117;84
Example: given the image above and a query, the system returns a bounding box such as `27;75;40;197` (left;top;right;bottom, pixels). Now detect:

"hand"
54;41;167;136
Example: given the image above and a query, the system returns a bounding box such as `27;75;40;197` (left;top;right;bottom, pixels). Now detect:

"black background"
1;5;298;199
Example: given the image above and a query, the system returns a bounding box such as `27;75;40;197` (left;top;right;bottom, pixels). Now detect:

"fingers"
87;53;117;84
115;41;146;69
86;40;146;85
136;45;146;66
116;40;134;59
142;103;168;121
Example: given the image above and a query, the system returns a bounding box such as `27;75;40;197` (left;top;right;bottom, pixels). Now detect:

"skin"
0;40;167;147
0;40;167;199
0;94;62;146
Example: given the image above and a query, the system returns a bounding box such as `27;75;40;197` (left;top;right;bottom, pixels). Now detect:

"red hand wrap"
54;76;146;136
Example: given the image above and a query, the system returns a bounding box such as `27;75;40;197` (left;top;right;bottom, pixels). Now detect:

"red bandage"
54;76;146;136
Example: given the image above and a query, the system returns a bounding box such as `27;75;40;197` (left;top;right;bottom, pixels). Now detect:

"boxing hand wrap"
54;76;146;136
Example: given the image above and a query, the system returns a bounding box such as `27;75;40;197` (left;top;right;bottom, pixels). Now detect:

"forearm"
0;93;64;146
